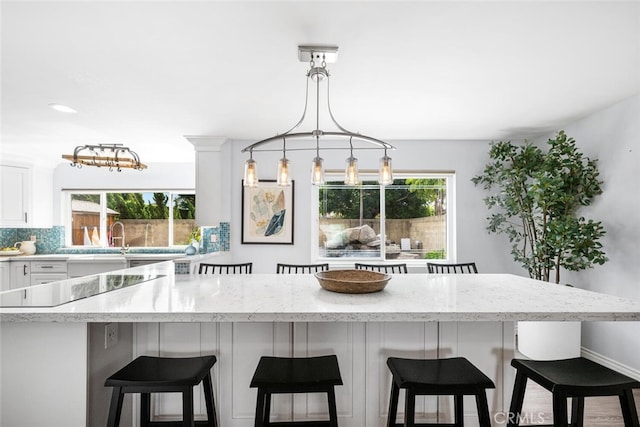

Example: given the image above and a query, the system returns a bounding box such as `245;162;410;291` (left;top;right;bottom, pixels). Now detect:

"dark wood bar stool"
386;357;495;427
250;355;343;427
105;355;218;427
508;357;640;427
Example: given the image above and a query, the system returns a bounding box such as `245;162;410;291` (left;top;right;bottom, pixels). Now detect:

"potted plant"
472;130;608;358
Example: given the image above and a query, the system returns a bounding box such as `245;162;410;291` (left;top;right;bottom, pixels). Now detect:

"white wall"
534;94;640;371
225;138;519;274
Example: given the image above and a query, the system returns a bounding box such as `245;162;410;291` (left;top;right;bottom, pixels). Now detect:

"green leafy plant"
189;228;201;243
471;131;607;284
424;249;446;259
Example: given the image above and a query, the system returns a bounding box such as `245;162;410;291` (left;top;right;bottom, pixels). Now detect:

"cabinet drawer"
30;273;67;286
31;261;67;273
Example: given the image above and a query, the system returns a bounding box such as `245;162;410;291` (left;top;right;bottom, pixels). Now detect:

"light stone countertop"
1;262;639;322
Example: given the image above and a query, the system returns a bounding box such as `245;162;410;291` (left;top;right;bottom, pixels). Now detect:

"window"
315;173;454;262
64;191;196;247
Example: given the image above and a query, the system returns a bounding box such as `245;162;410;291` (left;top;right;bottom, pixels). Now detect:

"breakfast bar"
1;262;639;426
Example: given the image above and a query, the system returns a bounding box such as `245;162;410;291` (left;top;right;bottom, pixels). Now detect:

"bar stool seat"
508;357;640;427
250;355;343;427
387;357;495;427
105;355;218;427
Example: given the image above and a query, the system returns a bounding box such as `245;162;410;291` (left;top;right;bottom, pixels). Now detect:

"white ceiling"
1;1;638;165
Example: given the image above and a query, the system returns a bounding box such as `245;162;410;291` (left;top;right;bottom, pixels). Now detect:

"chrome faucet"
110;221;128;253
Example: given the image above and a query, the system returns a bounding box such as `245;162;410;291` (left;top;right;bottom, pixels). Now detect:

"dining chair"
199;262;253;274
276;263;329;274
354;262;408;274
427;262;478;274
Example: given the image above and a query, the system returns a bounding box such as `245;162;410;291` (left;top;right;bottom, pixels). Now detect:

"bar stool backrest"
199;262;253;274
276;263;329;274
354;263;408;274
427;262;478;274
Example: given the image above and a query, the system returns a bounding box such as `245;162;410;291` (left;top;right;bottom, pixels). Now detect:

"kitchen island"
1;262;639;426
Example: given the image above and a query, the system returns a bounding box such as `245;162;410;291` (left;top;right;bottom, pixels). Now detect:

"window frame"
311;171;456;266
62;189;196;248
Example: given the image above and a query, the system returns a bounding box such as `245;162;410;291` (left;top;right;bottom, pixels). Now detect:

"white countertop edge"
2;311;639;323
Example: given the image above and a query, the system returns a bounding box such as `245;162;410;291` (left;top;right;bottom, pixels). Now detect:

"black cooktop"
0;273;165;308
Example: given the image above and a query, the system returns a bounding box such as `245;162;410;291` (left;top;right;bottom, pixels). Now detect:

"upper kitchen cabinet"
0;163;53;228
0;164;31;227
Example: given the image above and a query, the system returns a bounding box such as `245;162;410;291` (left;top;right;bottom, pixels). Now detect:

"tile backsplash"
0;226;64;254
201;222;230;253
1;222;231;255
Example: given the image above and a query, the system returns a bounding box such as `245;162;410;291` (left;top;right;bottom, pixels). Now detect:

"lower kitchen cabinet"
10;260;30;289
67;259;127;278
0;262;10;291
30;260;67;285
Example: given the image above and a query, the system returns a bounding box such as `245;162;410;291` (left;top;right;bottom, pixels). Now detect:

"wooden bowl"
314;269;391;294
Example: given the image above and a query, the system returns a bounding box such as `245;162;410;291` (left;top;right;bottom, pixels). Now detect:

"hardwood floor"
520;382;640;426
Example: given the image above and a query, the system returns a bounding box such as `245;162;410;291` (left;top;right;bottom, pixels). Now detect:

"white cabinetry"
0;164;31;226
9;259;68;289
30;261;67;285
0;262;10;291
10;260;30;289
67;259;127;278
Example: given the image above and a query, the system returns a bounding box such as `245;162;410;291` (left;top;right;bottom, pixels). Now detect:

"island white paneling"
134;321;509;427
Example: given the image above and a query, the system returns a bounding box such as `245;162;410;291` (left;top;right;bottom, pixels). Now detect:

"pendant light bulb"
311;156;325;185
243;157;258;187
344;156;359;185
277;157;291;186
378;153;393;185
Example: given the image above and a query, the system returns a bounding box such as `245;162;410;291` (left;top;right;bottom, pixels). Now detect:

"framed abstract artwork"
241;180;294;244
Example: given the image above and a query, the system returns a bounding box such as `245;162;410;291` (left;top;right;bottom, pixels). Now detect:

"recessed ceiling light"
48;103;77;113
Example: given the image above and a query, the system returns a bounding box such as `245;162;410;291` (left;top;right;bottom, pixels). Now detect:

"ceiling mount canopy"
62;144;147;172
242;45;395;187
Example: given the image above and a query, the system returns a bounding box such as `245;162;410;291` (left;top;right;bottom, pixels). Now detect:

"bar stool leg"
327;387;339;427
507;372;528;427
202;372;218;427
619;389;640;427
140;392;151;427
475;391;491;427
570;397;584;427
387;382;400;427
263;392;272;426
552;392;569;427
454;395;464;427
182;386;194;427
106;387;124;427
404;388;416;427
254;389;266;427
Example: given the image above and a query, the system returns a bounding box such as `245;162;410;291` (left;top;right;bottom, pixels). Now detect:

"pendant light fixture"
243;152;258;187
311;139;325;185
378;148;393;185
344;137;359;185
242;45;395;187
276;138;291;186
